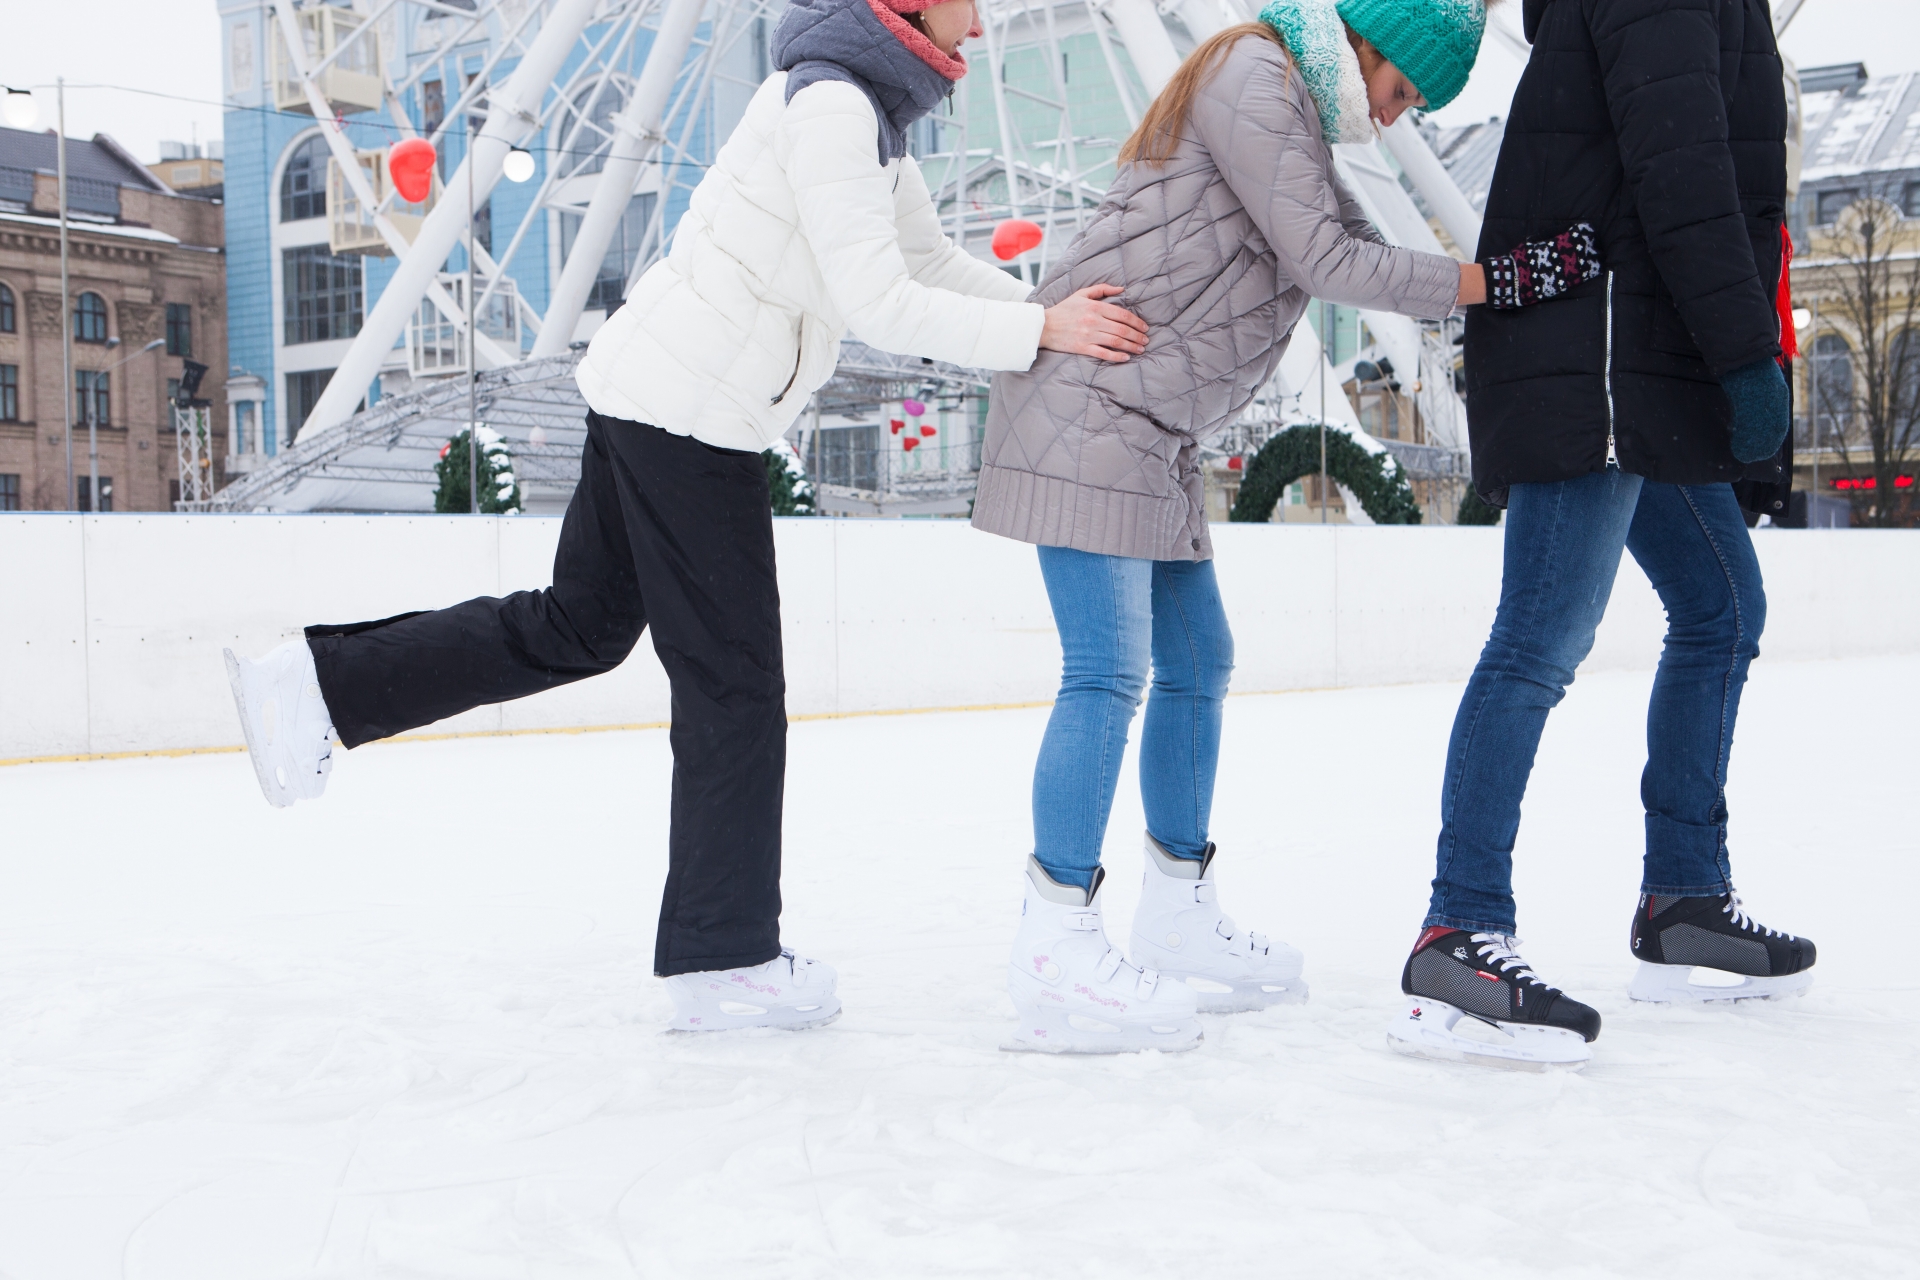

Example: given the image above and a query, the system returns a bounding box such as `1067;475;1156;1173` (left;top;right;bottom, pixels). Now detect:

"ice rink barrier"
3;515;1916;760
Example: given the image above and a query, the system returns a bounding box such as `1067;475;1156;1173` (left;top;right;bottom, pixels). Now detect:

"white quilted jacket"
576;73;1045;452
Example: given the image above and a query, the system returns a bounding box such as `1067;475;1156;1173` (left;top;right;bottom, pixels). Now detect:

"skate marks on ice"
0;658;1916;1276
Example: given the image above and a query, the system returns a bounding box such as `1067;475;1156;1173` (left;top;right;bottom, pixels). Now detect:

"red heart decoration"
1227;456;1243;470
890;419;904;434
991;218;1044;261
389;137;437;204
902;437;919;451
920;426;936;437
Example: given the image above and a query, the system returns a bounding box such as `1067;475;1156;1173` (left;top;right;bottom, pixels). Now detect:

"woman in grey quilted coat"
987;0;1492;1053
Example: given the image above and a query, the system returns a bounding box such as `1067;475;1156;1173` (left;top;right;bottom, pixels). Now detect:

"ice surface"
1;657;1915;1277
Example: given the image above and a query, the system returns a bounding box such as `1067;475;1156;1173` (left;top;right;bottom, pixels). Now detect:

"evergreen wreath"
434;427;522;515
1229;424;1423;524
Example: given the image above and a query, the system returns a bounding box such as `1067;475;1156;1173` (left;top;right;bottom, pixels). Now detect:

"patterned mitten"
1485;223;1603;309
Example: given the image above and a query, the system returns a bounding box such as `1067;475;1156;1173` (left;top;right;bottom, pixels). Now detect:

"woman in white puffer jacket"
223;0;1147;1035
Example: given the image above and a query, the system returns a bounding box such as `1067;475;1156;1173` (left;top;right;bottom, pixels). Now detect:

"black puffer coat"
1462;0;1790;506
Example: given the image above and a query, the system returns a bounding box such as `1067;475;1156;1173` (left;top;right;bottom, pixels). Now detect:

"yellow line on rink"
0;688;1342;770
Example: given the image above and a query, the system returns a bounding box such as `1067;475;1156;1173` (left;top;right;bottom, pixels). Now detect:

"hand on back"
1040;285;1149;362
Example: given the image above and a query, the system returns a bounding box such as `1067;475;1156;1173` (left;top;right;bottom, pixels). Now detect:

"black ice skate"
1627;891;1816;1003
1386;927;1601;1071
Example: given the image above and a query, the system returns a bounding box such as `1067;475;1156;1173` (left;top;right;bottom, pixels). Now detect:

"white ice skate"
1128;835;1307;1012
664;950;841;1032
1006;857;1202;1054
224;639;335;808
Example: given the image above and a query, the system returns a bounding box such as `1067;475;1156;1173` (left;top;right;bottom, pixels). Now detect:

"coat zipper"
1603;270;1618;468
770;319;803;406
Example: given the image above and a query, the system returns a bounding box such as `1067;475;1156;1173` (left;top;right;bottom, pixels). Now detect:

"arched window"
280;135;330;222
0;282;14;333
1811;332;1854;441
559;78;632;178
74;291;109;344
1894;329;1920;426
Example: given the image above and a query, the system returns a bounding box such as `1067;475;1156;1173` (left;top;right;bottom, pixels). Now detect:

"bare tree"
1804;183;1920;527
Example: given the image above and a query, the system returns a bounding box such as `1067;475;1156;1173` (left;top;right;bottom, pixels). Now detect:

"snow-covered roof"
1800;69;1920;183
0;210;181;245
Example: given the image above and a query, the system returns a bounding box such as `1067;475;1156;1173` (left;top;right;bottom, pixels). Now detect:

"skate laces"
1471;934;1554;990
1723;892;1794;940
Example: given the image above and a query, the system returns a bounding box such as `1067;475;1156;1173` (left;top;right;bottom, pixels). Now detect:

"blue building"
217;0;747;459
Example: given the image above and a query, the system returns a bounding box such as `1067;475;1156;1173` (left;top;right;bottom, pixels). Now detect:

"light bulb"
1792;307;1812;331
2;89;37;130
501;147;535;183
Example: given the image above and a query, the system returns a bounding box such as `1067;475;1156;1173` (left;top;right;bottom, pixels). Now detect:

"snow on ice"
0;656;1914;1277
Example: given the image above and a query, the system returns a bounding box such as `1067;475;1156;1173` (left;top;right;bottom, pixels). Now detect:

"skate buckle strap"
1065;911;1101;932
1192;883;1216;904
1095;949;1125;981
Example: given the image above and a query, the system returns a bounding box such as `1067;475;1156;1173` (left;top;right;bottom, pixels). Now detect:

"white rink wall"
3;514;1916;760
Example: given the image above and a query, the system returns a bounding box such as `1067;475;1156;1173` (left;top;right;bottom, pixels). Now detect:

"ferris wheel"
217;0;1486;513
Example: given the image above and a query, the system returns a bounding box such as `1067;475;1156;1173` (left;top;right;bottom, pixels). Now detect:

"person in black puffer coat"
1395;0;1816;1049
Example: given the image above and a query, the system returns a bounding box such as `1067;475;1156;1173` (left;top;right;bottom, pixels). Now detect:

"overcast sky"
1;0;1916;165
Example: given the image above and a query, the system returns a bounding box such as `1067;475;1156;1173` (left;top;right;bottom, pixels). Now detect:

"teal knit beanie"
1334;0;1484;111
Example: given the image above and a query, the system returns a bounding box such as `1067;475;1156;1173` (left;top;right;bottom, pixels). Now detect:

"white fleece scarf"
1257;0;1375;144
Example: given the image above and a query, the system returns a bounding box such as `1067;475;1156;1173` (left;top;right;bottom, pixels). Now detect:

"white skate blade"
225;648;291;809
1002;1004;1203;1054
1628;961;1814;1004
1385;998;1590;1072
1168;970;1309;1014
667;993;842;1033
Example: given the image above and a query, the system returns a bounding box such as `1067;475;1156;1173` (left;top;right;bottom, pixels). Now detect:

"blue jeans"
1030;547;1235;889
1427;471;1766;934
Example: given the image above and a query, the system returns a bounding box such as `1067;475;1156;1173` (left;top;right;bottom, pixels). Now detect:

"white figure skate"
1006;857;1202;1053
224;639;335;808
1626;891;1817;1003
1386;928;1600;1072
1128;835;1307;1012
664;950;841;1031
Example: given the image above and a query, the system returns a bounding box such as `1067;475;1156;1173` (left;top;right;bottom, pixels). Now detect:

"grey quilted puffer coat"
971;31;1462;561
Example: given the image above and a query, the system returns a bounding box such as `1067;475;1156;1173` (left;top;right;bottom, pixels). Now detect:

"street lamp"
75;336;164;513
501;147;535;183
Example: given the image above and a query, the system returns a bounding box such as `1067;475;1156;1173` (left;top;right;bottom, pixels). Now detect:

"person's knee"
540;581;644;671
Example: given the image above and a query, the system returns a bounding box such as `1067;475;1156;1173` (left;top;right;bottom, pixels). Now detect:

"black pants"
306;411;786;977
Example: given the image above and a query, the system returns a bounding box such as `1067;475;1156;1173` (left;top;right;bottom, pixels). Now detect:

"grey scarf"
773;0;954;166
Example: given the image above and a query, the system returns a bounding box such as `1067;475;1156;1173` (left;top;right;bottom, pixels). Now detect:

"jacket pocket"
770;318;805;406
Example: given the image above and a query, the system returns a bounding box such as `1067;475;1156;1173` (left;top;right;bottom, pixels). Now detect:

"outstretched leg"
307;416;648;746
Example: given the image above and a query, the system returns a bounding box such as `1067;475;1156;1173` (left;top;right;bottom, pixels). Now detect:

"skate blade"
1628;961;1814;1004
1385;999;1590;1072
1001;1008;1204;1054
1177;973;1310;1014
225;648;291;810
668;997;843;1033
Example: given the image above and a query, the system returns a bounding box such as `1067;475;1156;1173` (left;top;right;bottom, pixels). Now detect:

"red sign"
1831;475;1915;491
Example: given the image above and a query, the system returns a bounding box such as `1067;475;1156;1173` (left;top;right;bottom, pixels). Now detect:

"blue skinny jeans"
1428;471;1766;935
1030;546;1234;890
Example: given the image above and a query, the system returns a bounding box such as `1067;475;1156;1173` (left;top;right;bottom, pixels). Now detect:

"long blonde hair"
1119;23;1286;166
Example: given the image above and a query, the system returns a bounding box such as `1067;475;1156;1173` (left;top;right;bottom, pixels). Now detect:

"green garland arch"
1228;424;1423;525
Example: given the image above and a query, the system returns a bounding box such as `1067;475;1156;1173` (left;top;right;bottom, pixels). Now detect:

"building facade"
1787;63;1920;526
0;127;227;512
